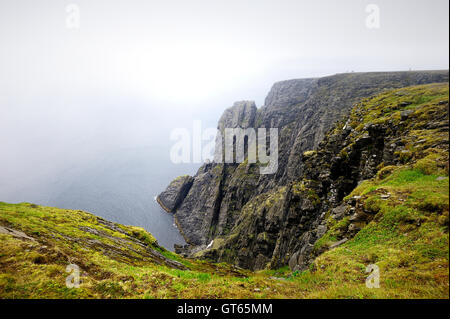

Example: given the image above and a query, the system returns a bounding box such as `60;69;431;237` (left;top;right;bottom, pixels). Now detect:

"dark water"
2;147;200;251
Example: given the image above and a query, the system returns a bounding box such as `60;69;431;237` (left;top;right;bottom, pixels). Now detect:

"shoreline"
174;215;192;246
156;195;192;245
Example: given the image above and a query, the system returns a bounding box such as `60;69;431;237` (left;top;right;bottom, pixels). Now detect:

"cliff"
159;71;449;264
197;83;449;272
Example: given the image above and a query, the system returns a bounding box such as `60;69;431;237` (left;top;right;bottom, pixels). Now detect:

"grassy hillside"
305;83;449;298
0;201;319;299
0;83;448;299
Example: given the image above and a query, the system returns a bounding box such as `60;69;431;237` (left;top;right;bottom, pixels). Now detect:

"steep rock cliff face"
196;83;449;270
159;70;449;268
170;101;258;246
258;71;450;188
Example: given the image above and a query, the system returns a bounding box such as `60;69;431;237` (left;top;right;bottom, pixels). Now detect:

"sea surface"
1;147;200;251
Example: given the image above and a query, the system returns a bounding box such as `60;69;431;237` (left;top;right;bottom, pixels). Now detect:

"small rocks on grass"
269;277;286;281
400;110;414;121
330;238;348;249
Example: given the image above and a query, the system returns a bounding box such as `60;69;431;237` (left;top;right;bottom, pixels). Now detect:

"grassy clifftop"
0;201;335;299
306;83;449;298
0;202;254;298
0;83;448;299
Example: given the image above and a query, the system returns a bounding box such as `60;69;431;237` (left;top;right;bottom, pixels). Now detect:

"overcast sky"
0;0;449;198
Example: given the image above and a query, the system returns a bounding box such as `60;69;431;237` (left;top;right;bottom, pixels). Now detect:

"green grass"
311;165;449;298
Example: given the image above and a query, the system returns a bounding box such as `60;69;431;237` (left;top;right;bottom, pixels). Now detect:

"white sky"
1;0;448;105
0;0;448;196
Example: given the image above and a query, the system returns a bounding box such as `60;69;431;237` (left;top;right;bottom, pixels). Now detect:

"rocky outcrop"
217;101;257;131
260;71;450;187
166;102;257;246
214;101;257;162
0;225;36;241
157;70;449;267
193;82;449;270
157;175;193;212
171;163;224;245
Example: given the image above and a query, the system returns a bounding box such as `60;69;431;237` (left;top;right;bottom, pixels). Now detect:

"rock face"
214;101;257;162
157;175;193;213
168;102;258;245
157;70;449;268
217;101;257;131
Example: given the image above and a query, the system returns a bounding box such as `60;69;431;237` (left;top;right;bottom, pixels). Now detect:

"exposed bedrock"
157;70;449;269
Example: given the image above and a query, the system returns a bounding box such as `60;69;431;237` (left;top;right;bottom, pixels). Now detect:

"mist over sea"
1;146;200;251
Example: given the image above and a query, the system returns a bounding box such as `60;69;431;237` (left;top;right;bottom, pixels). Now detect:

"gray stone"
401;109;414;120
157;175;193;212
331;204;348;219
0;226;36;241
330;238;348;249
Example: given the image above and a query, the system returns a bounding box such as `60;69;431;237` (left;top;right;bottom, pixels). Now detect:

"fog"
0;0;448;248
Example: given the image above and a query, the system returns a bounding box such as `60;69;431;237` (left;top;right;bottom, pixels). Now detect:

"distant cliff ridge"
157;70;449;271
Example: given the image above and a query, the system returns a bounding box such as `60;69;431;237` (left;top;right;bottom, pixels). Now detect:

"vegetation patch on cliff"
294;83;449;298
